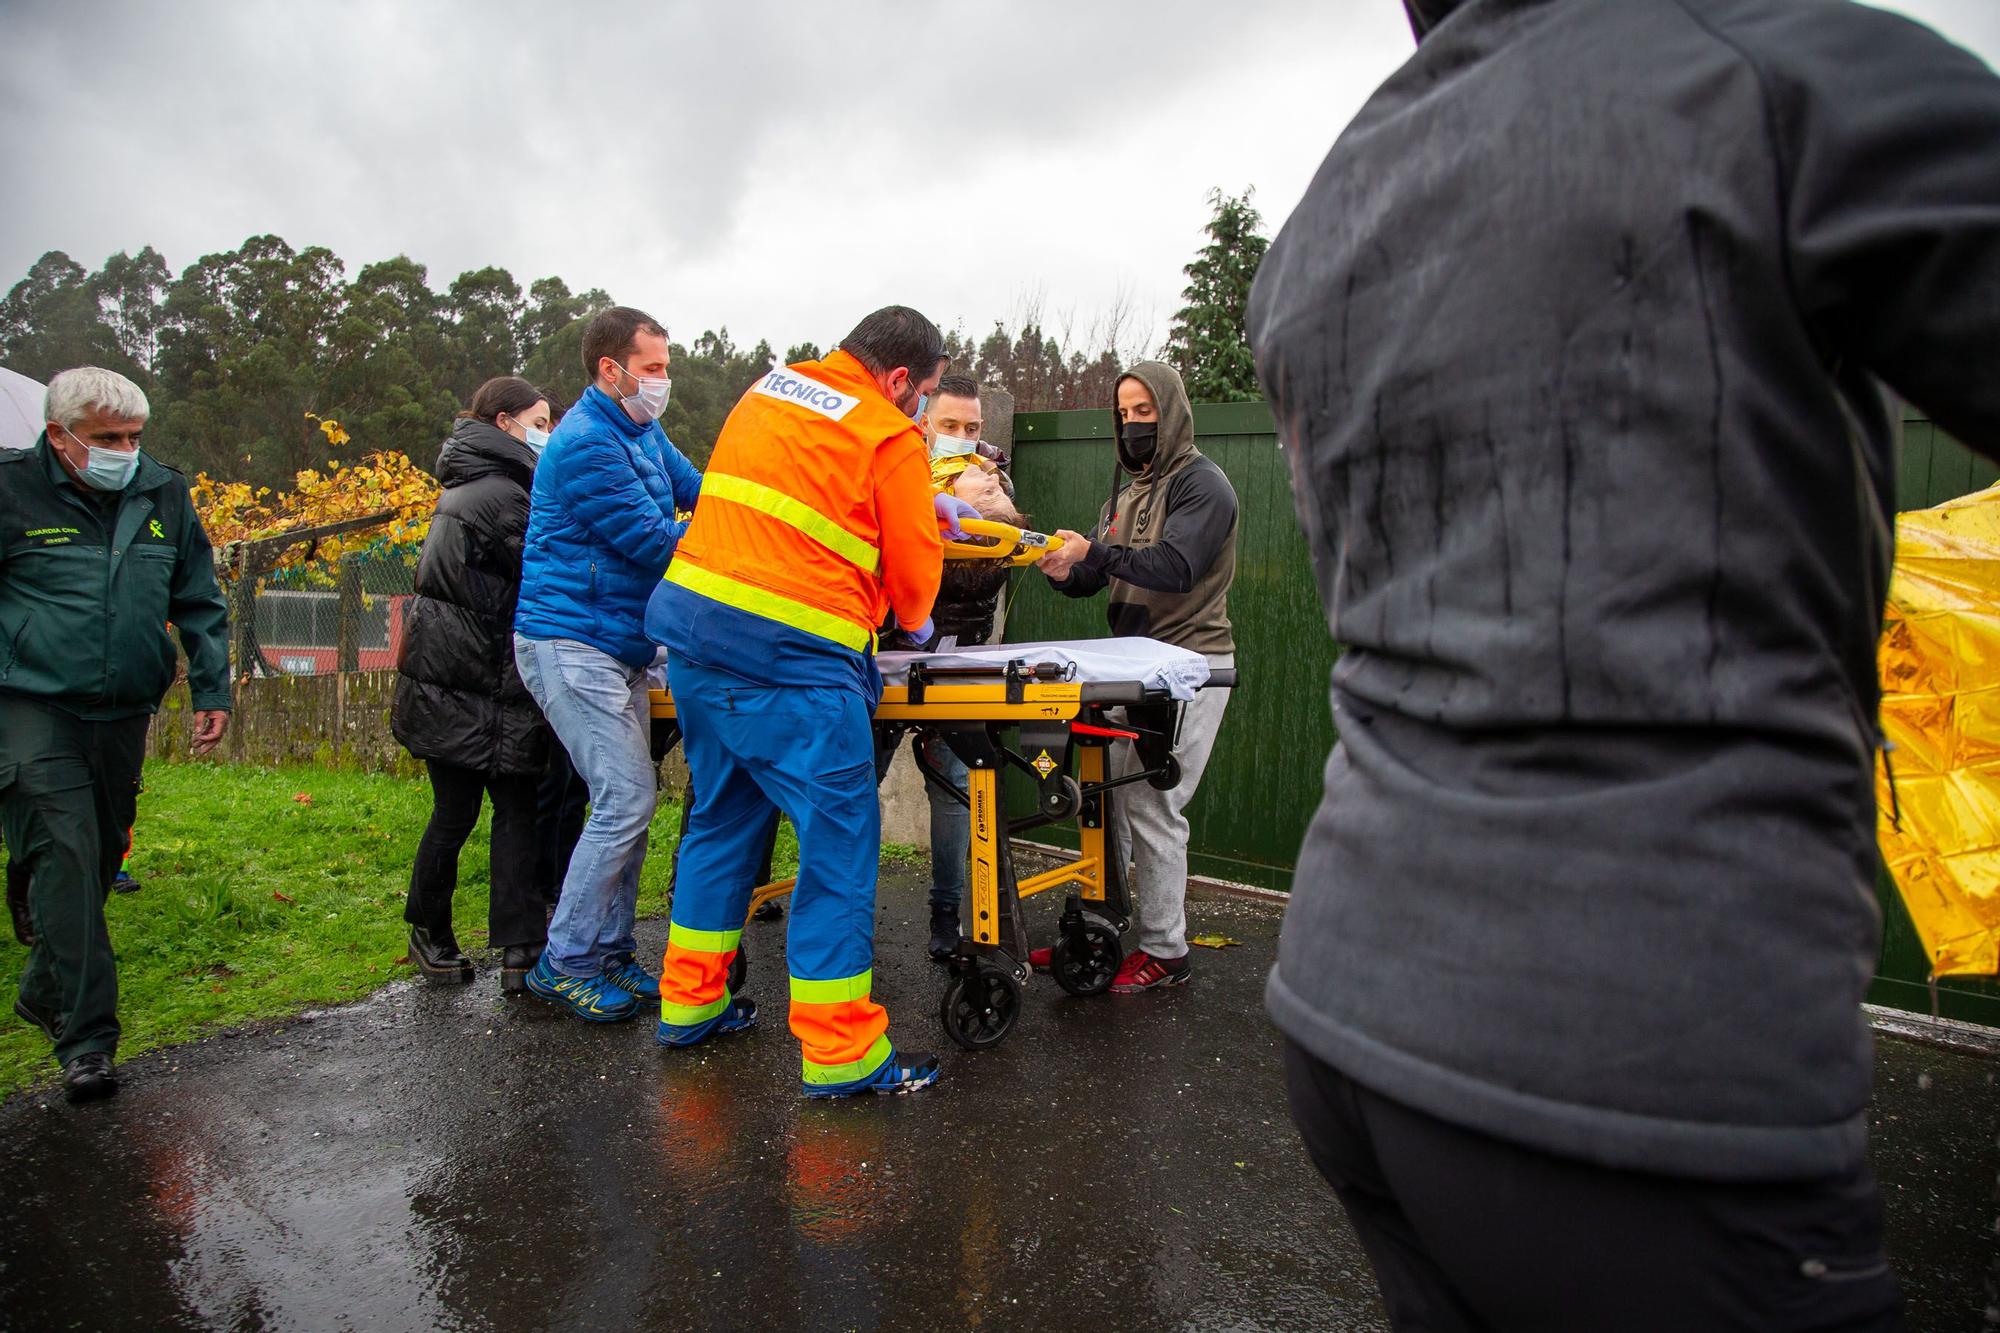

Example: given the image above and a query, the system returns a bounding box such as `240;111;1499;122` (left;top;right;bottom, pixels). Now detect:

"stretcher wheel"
1148;756;1183;791
939;965;1021;1050
728;944;748;995
1041;775;1082;819
1050;920;1123;997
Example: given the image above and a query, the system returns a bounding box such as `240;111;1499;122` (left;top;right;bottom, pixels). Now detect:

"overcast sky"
2;0;1995;360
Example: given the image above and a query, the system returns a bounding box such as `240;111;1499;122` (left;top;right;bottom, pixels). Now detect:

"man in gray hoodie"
1036;361;1238;991
1248;0;2000;1327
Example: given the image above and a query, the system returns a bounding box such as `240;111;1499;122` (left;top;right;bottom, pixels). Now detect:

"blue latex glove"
934;493;979;541
907;617;938;648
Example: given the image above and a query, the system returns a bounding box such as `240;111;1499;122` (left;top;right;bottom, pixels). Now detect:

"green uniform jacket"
0;436;232;719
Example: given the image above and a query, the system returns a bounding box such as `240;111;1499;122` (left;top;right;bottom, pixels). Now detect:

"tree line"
0;191;1267;486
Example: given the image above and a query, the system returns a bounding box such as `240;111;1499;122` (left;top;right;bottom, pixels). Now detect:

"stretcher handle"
911;661;1076;682
1206;668;1238;689
942;518;1065;567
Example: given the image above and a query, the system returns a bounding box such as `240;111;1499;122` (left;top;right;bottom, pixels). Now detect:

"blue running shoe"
524;956;638;1022
803;1049;942;1099
604;955;661;1002
654;996;758;1048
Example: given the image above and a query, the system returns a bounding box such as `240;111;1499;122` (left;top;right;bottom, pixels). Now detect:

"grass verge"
0;760;932;1098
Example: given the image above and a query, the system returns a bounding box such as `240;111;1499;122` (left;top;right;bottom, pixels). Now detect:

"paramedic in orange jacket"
643;306;953;1097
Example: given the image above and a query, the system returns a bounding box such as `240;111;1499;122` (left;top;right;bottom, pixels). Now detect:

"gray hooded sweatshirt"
1053;360;1238;655
1248;0;2000;1181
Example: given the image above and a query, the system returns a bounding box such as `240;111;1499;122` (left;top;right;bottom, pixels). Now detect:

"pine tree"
1163;188;1270;403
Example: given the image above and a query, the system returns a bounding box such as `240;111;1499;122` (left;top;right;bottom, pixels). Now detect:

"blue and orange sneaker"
802;1048;942;1099
654;995;758;1048
524;956;638;1022
604;955;661;1002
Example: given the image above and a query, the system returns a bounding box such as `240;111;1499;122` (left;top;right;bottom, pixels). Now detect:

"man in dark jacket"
392;379;553;992
0;366;231;1103
1035;360;1238;991
1247;2;2000;1326
513;307;701;1023
892;373;1015;959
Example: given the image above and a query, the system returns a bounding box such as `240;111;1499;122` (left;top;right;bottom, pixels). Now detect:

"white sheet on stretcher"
875;638;1211;702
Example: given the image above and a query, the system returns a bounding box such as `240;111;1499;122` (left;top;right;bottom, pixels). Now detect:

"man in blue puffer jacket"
514;306;701;1022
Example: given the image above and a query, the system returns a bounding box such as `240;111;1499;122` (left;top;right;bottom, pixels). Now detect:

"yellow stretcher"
647;646;1234;1051
941;517;1064;567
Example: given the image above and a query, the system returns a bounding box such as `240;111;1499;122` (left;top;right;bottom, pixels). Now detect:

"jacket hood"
435;417;535;488
1403;0;1466;40
1114;360;1198;481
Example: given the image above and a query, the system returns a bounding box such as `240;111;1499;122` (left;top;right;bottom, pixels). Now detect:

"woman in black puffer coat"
391;376;554;991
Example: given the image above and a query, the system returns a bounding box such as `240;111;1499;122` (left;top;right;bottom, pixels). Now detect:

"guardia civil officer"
0;366;231;1103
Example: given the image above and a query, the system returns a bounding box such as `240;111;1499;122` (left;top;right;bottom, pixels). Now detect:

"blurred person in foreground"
1247;1;2000;1327
0;366;230;1103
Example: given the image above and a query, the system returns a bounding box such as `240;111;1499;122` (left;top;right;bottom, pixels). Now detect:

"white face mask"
65;428;141;491
614;364;671;422
929;431;978;461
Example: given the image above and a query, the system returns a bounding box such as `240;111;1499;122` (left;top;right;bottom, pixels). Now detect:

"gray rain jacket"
1249;0;2000;1180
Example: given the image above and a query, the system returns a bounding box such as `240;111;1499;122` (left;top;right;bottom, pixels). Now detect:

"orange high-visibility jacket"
665;350;941;650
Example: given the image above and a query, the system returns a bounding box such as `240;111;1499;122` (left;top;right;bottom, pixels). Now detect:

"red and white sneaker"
1110;949;1191;993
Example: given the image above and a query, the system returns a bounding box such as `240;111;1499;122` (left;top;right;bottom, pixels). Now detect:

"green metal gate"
1001;401;2000;1026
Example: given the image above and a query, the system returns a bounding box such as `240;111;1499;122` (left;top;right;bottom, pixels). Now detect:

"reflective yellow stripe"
789;970;873;1005
703;473;880;574
801;1034;894;1085
669;921;743;954
666;561;871;652
661;994;730;1027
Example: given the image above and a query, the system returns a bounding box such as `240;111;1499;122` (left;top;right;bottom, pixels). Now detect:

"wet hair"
581;306;669;379
463;376;550;425
840;306;947;381
932;373;981;406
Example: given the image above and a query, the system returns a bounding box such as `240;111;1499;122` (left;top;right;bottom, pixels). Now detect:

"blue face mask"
65;428;141;491
523;425;551;456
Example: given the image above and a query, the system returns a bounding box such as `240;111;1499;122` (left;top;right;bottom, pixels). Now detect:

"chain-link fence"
229;544;418;678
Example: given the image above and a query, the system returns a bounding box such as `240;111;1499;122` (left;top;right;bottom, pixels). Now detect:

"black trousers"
1282;1041;1902;1333
532;739;588;910
404;759;542;949
0;695;148;1064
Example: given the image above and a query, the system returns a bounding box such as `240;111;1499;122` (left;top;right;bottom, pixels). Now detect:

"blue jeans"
513;635;656;978
917;735;969;911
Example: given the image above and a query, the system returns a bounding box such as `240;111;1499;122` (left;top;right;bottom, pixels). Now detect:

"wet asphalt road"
1;870;1994;1332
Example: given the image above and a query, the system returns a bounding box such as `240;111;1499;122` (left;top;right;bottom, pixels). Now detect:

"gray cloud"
0;0;1994;358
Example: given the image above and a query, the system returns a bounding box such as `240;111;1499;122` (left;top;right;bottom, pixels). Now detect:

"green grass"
0;760;925;1098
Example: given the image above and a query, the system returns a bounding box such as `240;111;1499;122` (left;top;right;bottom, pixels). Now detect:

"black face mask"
1118;421;1159;473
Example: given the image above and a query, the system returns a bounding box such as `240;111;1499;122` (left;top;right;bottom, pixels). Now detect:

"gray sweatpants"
1108;654;1233;961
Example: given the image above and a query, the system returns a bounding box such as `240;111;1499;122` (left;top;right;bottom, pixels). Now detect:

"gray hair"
45;366;150;431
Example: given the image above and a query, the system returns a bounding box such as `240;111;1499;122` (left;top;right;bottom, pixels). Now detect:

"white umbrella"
0;366;45;451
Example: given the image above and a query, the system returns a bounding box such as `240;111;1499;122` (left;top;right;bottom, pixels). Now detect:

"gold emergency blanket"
1876;483;2000;978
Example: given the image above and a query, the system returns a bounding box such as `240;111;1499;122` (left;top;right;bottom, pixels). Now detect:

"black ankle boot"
928;904;959;963
410;926;473;983
501;945;539;993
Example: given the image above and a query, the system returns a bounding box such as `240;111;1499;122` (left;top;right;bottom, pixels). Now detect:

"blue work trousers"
667;659;882;998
